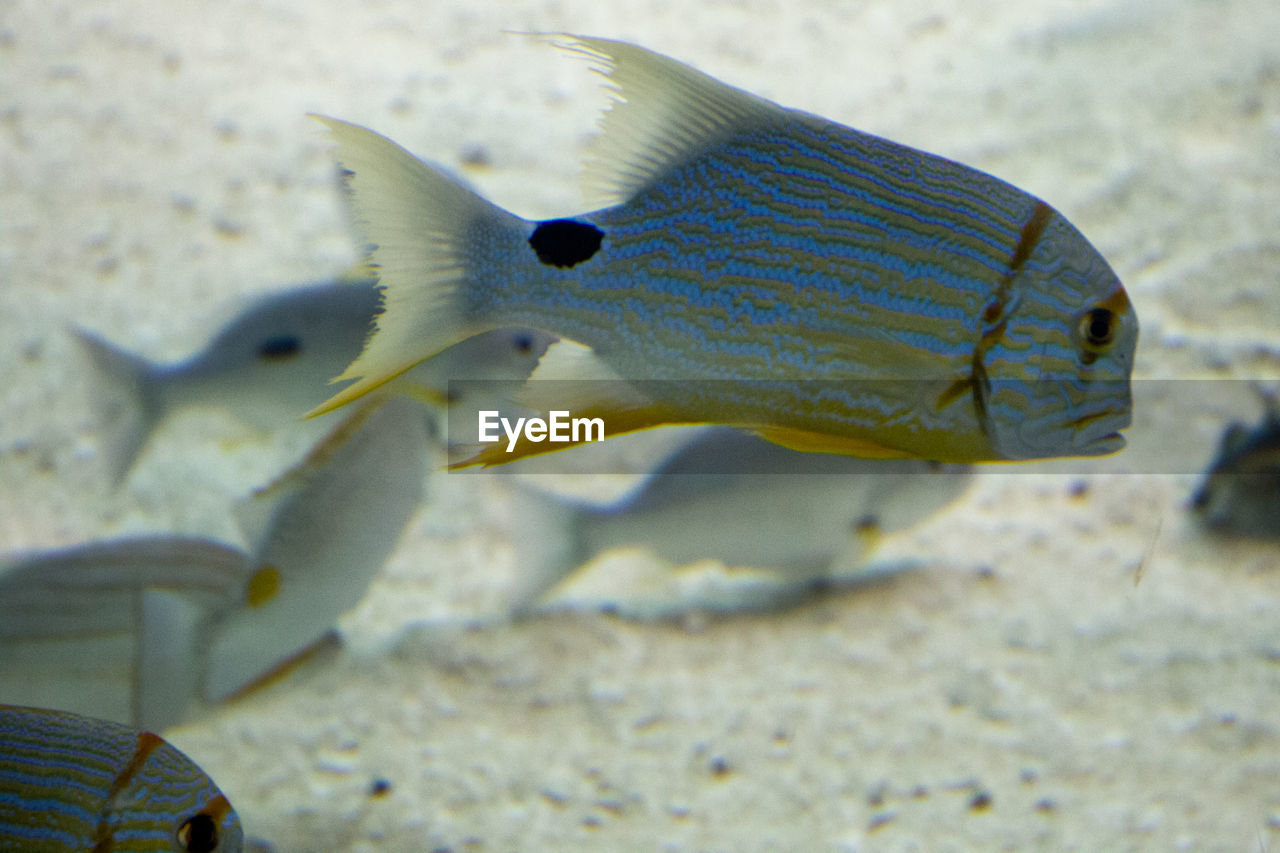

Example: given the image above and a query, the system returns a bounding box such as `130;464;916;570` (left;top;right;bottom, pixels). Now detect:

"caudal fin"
308;115;522;417
70;327;164;482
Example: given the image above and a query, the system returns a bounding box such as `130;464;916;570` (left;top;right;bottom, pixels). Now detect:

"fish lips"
1068;405;1131;456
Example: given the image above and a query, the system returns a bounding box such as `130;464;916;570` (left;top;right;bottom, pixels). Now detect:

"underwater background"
2;0;1279;849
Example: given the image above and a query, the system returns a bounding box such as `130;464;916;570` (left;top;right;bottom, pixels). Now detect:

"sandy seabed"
3;0;1280;850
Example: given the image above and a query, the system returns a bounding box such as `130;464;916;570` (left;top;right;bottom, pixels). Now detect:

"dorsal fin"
549;35;783;206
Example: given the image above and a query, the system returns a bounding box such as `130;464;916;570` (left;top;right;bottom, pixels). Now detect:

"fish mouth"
1070;408;1130;456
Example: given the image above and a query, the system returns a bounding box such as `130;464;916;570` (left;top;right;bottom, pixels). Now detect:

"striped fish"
0;704;243;852
309;35;1136;466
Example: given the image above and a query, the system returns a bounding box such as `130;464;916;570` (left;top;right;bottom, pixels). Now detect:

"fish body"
1191;391;1280;537
0;704;243;852
75;279;552;478
0;537;250;730
312;35;1136;465
573;428;971;570
203;397;429;702
0;399;429;728
514;427;971;615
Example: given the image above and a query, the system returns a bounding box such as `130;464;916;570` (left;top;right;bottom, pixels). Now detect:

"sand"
3;0;1280;849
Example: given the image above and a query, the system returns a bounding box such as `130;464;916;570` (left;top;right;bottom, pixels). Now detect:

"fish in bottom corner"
309;34;1136;467
0;704;243;852
503;427;972;619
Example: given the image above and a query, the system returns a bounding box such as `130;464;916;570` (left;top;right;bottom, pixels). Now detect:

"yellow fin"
451;405;679;469
306;115;518;417
750;425;916;460
546;35;782;207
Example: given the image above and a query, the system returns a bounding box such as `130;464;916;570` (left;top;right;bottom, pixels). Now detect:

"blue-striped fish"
75;278;552;479
0;704;243;852
309;35;1136;466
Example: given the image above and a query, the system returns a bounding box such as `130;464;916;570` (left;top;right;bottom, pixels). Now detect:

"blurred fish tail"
502;487;586;618
307;115;529;417
71;326;164;481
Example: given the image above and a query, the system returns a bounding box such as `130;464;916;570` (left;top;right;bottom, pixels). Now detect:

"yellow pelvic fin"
450;402;680;469
749;425;916;460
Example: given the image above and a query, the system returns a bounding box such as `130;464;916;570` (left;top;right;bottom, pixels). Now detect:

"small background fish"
0;704;243;852
1191;385;1280;538
75;278;553;480
514;427;972;618
0;398;429;730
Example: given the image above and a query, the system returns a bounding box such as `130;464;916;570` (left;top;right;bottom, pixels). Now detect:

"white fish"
0;537;250;730
202;396;429;702
0;397;429;728
517;428;972;618
75;278;552;479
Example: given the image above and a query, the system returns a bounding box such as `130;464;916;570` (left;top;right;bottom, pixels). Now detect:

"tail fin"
70;327;164;482
308;115;521;417
499;483;586;618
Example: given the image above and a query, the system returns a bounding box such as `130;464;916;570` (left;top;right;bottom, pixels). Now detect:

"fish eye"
1078;307;1116;353
257;335;302;361
176;812;219;853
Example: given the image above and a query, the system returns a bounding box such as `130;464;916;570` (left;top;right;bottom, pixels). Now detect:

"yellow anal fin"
449;404;678;469
750;425;915;460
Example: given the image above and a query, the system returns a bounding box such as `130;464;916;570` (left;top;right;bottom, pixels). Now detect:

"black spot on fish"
513;333;534;354
258;335;301;361
529;219;604;269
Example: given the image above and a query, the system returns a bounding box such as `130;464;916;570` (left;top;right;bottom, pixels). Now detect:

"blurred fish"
0;704;243;852
510;427;971;617
310;35;1136;466
202;396;428;703
74;278;552;479
1191;387;1280;538
0;398;429;728
0;537;250;730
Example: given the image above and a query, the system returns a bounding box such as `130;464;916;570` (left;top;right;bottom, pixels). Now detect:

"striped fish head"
110;734;246;852
0;705;244;853
980;211;1137;460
